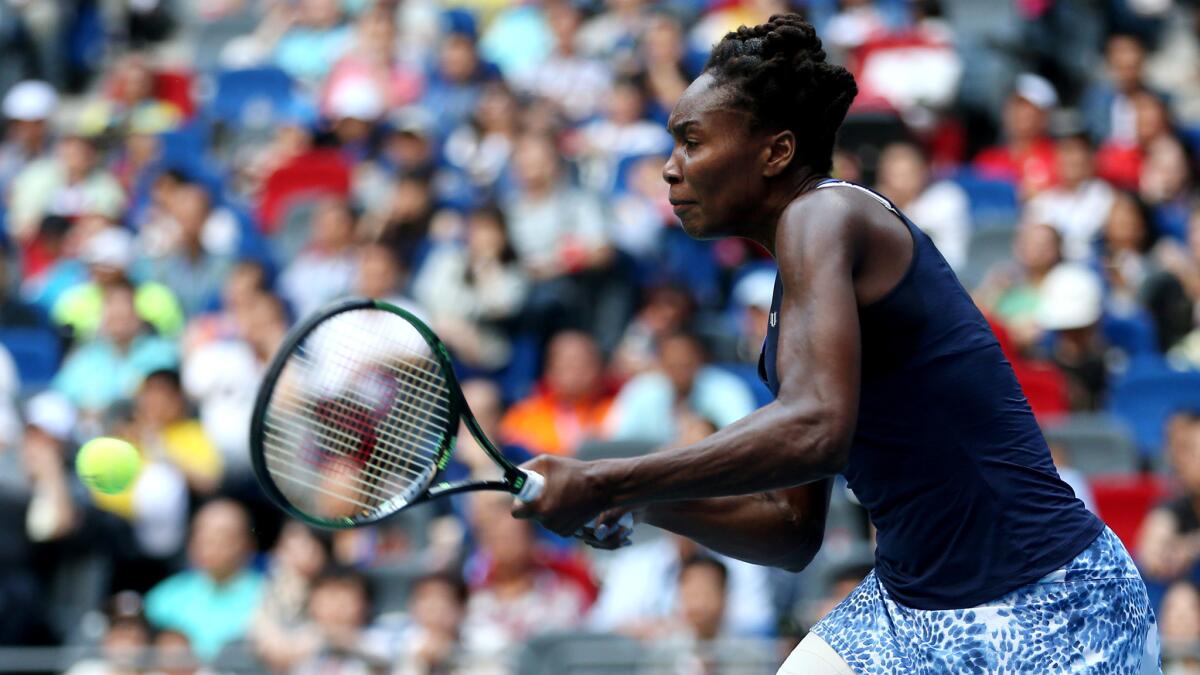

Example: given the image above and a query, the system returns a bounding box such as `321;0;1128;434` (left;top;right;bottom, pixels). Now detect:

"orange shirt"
500;389;614;456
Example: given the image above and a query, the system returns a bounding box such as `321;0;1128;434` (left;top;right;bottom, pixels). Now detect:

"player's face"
663;73;770;239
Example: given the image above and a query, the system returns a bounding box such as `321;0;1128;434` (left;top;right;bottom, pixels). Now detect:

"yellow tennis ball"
75;437;141;495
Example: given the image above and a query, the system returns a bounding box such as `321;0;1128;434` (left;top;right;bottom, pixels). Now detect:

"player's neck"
752;171;829;256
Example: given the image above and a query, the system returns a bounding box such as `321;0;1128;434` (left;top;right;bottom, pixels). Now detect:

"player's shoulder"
775;185;866;263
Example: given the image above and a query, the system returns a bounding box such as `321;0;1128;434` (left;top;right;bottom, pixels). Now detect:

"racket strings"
260;308;455;521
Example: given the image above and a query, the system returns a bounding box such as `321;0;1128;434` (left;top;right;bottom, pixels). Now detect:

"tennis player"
513;14;1158;674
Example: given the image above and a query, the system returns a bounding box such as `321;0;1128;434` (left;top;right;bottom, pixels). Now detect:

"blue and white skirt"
811;527;1160;673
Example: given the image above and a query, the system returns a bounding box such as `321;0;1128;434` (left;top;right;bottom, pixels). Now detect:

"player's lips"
669;198;697;212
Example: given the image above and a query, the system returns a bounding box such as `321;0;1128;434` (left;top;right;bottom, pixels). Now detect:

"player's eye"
684;139;700;150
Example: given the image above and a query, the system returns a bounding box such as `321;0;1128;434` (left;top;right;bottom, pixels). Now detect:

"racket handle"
516;470;545;502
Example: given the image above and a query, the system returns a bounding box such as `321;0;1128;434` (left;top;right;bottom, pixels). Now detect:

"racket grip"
516;470;545;502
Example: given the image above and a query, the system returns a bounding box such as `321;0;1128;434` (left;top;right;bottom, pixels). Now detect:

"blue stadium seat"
0;327;62;390
207;67;296;129
1102;312;1159;357
717;361;773;409
951;169;1019;229
1108;359;1200;457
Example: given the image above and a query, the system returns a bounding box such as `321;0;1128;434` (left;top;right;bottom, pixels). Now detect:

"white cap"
25;391;77;442
733;268;776;310
328;78;385;121
81;227;135;270
1014;73;1059;111
1036;264;1103;331
2;80;58;121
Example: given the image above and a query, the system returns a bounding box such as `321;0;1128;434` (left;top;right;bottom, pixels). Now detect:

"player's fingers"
511;498;536;520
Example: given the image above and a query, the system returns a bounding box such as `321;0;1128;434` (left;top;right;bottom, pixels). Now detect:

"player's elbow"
780;406;852;477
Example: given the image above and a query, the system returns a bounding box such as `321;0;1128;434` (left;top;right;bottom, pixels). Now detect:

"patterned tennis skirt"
811;527;1160;674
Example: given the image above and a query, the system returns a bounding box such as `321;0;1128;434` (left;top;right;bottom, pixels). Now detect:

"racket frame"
249;298;534;529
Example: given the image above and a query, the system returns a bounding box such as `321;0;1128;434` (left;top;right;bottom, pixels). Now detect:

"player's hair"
703;14;857;174
681;553;729;590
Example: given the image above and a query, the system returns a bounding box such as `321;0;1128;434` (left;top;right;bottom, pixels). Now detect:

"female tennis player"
513;14;1157;674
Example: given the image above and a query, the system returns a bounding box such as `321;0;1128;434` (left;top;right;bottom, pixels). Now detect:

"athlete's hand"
578;506;640;550
511;455;612;537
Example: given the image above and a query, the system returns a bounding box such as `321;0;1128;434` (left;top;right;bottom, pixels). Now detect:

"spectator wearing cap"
731;269;775;364
6;127;125;244
1024;132;1117;262
972;73;1060;197
52;278;178;413
875;142;971;271
144;499;265;662
325;73;385;161
0;80;56;192
1034;263;1109;411
421;14;502;141
607;332;755;444
52;226;184;340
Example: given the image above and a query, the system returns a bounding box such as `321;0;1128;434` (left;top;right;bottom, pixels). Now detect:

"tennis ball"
75;437;141;495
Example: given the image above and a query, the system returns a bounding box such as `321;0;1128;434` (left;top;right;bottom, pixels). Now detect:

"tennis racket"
249;298;631;540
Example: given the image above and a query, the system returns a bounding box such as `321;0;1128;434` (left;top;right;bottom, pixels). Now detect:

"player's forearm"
644;484;829;571
593;399;850;508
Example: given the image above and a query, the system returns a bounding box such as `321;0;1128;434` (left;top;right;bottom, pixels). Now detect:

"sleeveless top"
758;180;1103;610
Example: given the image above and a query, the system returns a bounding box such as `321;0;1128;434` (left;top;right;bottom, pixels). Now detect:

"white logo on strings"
769;312;777;328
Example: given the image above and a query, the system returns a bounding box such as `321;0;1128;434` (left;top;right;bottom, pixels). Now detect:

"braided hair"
704;14;857;174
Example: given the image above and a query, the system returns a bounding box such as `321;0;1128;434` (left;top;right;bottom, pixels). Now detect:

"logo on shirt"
769;312;777;328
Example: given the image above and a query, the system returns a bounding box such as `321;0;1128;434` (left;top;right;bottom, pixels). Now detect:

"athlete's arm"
515;195;863;542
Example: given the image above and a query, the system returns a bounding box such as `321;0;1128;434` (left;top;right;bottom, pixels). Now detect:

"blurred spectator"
131;369;222;496
183;291;287;476
54;224;184;340
874;142;970;270
612;283;695;379
1096;89;1175;191
274;566;391;674
1025;132;1116;262
363;174;436;268
500;331;614;456
1140;413;1200;585
251;521;332;672
1098;192;1161;312
572;77;672;193
355;107;438;207
65;592;151;675
1082;34;1152;145
610;153;673;259
512;1;611;124
631;11;691;123
972;74;1059;197
413;205;528;371
20;391;83;544
394;572;470;675
608;332;755;444
442;82;521;200
578;0;645;63
7;133;125;244
150;629;213;675
53;279;178;413
1160;581;1200;674
0;251;46;329
273;0;353;87
355;239;421;312
100;53;182;132
136;182;238;318
1140;135;1194;243
976;223;1064;353
1034;264;1109;411
321;8;422;120
144;499;264;662
589;531;777;639
279;197;359;318
462;491;593;654
421;18;499;140
0;80;57;191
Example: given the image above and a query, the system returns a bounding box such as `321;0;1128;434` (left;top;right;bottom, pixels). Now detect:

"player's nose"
662;153;682;185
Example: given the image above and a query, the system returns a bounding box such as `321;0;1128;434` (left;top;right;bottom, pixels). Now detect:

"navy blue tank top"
759;180;1103;610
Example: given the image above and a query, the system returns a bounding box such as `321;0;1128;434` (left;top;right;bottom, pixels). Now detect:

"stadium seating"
513;631;646;675
1108;357;1200;457
0;326;62;391
951;169;1020;229
1041;412;1138;475
961;225;1016;288
205;67;296;130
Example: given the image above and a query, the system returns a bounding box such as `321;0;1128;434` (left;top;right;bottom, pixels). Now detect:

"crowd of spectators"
3;0;1200;672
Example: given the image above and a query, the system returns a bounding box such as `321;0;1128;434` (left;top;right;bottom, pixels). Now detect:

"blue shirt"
759;180;1102;610
144;568;264;661
52;335;179;410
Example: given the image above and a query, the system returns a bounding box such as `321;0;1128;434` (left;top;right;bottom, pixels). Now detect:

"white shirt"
905;180;971;271
1026;179;1116;261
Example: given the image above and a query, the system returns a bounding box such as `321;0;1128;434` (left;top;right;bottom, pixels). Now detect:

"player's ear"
762;130;796;178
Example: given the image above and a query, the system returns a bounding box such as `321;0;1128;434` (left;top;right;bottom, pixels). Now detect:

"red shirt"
973;138;1058;195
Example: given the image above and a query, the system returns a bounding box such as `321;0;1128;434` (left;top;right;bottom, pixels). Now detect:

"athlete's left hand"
511;454;612;537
